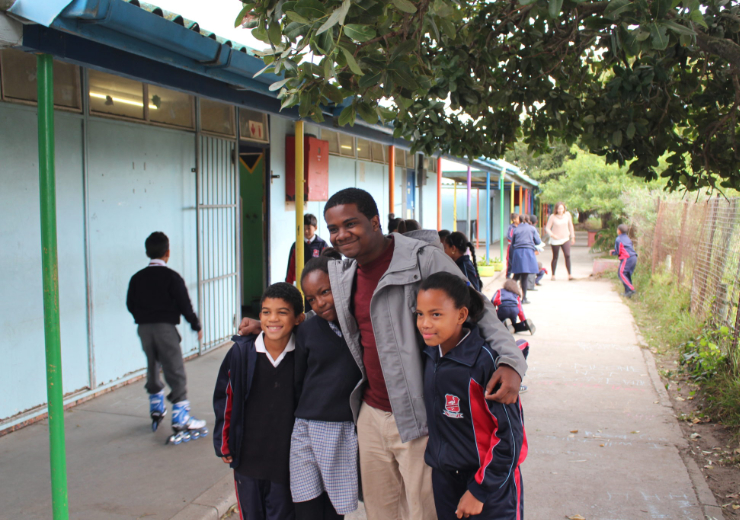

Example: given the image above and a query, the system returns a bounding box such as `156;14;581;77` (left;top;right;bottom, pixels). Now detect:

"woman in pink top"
545;202;575;280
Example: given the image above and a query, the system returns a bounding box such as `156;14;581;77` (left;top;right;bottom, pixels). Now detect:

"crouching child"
213;283;305;520
417;272;527;520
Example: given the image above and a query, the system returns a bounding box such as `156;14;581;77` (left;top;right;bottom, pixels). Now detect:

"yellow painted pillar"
388;146;395;218
295;121;305;290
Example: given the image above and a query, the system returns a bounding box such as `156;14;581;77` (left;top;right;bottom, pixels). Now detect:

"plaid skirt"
289;418;358;515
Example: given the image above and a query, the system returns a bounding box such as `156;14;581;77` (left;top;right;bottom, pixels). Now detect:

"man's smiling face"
324;203;380;261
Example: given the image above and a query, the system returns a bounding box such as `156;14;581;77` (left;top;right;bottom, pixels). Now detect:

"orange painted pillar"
389;145;395;218
518;186;523;214
437;157;442;231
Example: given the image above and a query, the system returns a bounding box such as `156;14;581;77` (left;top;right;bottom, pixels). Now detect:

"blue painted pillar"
485;171;491;263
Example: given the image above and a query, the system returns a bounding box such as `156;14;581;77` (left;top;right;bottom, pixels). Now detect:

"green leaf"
285;10;311;24
583;114;595;124
358;71;383;89
392;0;417;14
650;23;669;50
317;7;342;35
519;0;539;5
323;83;345;104
323;57;334;79
626;122;636;139
689;9;707;29
432;0;454;17
344;24;377;42
234;4;252;27
663;20;694;36
604;0;633;18
269;77;292;91
294;0;326;20
268;22;283;46
340;47;364;75
338;0;351;25
338;104;355;126
548;0;563;19
357;102;378;123
432;127;445;137
612;129;623;146
388;62;419;90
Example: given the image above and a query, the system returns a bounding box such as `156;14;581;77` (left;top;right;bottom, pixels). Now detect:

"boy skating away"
126;232;205;434
492;280;536;336
286;214;328;285
213;283;305;520
610;224;638;297
416;273;526;520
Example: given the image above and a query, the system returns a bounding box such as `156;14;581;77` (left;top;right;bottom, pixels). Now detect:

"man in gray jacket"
240;188;526;520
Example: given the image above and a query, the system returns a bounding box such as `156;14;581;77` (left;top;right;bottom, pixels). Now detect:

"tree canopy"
238;0;740;191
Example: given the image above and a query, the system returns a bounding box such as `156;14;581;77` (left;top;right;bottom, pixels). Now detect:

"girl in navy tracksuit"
416;272;526;520
505;214;519;279
444;231;483;291
492;280;535;336
610;224;638;296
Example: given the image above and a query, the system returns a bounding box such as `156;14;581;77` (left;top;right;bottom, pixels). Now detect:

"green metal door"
240;154;265;315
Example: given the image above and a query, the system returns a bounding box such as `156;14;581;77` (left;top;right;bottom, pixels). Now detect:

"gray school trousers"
137;323;187;404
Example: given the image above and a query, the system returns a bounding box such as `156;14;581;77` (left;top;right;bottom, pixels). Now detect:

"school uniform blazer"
455;254;482;292
423;324;527;503
212;334;258;469
611;234;637;260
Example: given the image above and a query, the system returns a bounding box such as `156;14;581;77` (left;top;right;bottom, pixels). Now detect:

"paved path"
0;235;723;519
482;235;723;520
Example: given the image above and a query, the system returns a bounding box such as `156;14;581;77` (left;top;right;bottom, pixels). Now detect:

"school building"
0;0;537;431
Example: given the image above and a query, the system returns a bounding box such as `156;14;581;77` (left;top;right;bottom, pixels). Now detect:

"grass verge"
619;264;740;430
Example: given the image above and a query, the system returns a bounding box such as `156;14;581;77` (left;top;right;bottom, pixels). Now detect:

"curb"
170;474;237;520
641;348;726;520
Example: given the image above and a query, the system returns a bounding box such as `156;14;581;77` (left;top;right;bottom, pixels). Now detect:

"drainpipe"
436;157;442;231
37;53;70;520
499;174;505;264
388;145;395;222
294;121;304;290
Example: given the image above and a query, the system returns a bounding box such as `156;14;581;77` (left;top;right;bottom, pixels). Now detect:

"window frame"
0;49;83;113
238;107;270;143
198;97;236;138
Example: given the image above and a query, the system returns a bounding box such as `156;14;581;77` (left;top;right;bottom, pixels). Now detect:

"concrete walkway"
0;234;723;519
479;234;723;520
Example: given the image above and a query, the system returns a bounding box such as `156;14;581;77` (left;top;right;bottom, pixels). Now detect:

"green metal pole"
37;53;69;520
499;173;505;263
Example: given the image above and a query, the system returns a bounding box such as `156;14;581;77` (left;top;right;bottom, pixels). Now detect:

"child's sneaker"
525;319;536;336
520;384;528;393
503;318;516;334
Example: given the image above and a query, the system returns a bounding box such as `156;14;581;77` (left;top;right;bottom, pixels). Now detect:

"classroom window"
371;142;386;163
395;149;406;167
338;133;355;157
239;108;269;142
0;48;81;110
88;69;145;120
406;151;415;169
148;85;194;129
322;129;340;154
200;98;235;136
356;138;371;161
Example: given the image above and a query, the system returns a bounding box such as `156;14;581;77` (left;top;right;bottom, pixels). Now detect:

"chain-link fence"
648;198;740;356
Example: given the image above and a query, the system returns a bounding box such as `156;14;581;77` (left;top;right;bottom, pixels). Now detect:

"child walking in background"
611;223;638;297
506;214;519;279
290;255;363;519
416;272;526;520
126;231;206;436
213;283;305;520
443;231;483;291
286;214;328;285
492;280;536;336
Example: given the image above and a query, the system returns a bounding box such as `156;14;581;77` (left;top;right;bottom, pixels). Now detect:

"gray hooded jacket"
329;230;527;443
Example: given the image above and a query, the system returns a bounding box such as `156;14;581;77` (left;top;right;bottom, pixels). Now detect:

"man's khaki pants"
357;402;437;520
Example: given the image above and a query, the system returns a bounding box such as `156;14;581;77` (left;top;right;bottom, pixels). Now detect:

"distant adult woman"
545;202;576;281
509;217;542;303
